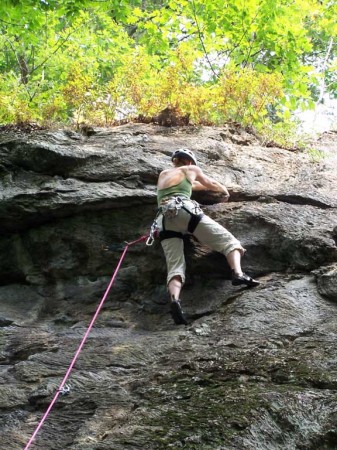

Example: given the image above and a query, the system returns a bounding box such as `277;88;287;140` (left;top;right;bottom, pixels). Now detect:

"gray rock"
314;263;337;301
0;124;336;449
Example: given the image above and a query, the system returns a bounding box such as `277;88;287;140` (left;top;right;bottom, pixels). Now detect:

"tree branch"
30;20;84;74
0;18;21;27
190;0;219;79
316;36;334;105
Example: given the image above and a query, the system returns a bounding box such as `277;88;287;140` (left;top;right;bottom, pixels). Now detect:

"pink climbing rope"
24;235;148;450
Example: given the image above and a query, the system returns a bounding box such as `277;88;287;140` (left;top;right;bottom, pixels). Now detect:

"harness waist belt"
159;196;204;238
159;195;189;206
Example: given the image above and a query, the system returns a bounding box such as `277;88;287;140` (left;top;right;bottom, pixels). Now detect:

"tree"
0;0;335;127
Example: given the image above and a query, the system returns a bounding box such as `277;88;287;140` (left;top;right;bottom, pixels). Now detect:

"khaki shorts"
158;199;245;285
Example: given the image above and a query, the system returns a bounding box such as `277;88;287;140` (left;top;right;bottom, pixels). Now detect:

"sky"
297;96;337;134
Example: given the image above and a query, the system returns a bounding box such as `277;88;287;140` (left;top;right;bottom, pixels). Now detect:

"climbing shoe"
170;300;188;325
232;272;260;287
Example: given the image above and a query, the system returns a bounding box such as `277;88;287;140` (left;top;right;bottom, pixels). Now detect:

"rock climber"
156;148;260;325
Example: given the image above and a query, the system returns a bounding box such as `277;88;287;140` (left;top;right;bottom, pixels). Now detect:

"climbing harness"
24;234;148;450
159;229;184;241
160;196;185;218
159;196;204;241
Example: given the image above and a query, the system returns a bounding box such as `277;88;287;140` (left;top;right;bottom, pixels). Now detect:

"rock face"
0;124;336;449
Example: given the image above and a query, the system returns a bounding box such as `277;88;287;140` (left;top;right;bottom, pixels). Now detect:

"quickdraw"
146;219;159;246
59;384;71;396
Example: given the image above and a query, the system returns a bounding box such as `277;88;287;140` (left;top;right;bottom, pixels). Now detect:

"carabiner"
146;235;155;246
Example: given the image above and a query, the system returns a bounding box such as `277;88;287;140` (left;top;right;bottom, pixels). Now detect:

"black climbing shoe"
170;300;188;325
232;272;260;287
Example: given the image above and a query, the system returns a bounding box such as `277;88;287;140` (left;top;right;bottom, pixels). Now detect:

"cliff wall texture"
0;124;336;449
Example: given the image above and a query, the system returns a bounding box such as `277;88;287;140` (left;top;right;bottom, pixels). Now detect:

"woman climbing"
156;148;260;325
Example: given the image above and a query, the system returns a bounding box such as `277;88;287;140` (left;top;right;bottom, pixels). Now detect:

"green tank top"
157;177;192;205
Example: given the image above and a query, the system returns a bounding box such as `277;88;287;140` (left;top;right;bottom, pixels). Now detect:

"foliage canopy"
0;0;336;129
